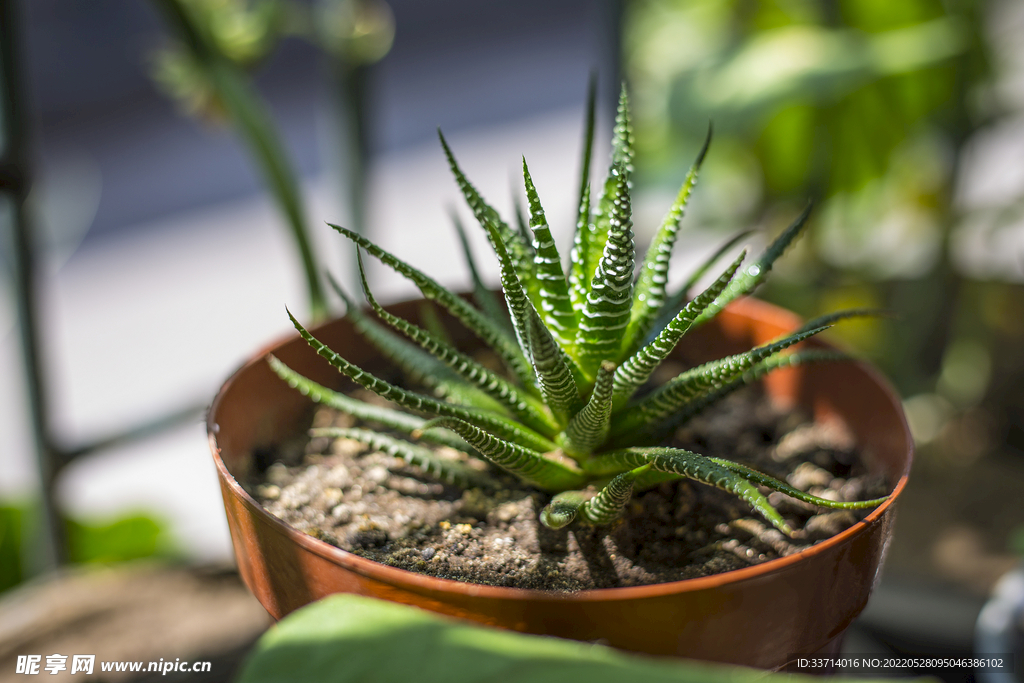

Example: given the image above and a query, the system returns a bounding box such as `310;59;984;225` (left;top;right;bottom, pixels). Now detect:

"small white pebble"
365;466;389;484
266;463;290;486
258;484;281;500
788;462;833;490
320;488;343;507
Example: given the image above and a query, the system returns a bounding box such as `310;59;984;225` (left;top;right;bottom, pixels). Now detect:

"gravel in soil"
243;386;889;592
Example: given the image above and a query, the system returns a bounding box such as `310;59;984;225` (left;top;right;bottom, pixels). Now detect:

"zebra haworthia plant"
269;84;888;537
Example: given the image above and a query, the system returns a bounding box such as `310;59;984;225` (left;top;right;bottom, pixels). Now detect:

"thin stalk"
153;0;327;320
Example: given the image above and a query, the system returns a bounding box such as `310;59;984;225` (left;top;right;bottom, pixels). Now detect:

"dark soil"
243;384;889;592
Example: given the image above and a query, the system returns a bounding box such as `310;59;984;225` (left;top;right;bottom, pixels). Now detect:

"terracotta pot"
208;295;912;670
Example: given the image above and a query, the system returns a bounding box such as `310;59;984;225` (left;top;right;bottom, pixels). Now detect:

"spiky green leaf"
483;216;585;407
569;184;593;311
287;309;556;453
579;464;650;525
268;355;421;434
708;458;888;510
583;86;634;290
538;489;589;529
612;251;746;408
311;427;492;488
562;361;615;458
568;76;598;311
792;308;893;337
525;302;584;423
693;205;812;327
422;418;587;492
586;447;792;534
438;130;538;301
523;157;576;347
574;163;635;375
329;223;534;387
328;274;504;412
625;125;712;354
483;219;533;364
610;325;830;437
355;252;557;435
647;349;849;441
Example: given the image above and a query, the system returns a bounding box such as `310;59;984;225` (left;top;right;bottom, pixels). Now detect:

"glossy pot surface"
208;296;913;669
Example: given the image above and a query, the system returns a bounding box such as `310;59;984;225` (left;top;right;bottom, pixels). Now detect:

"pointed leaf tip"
696;122;713;167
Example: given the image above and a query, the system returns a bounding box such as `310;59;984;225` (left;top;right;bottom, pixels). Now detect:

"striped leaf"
582;86;634;291
792;308;893;337
609;326;830;437
649;228;754;344
328;274;505;412
269;355;474;453
450;208;507;327
579;464;650;525
585;447;792;534
511;188;535;260
562;361;615;458
568;75;598;312
483;216;586;401
438;130;538;302
708;458;888;510
568;184;593;312
625;124;712;355
574;163;635;376
644;350;849;442
287;309;557;454
329;223;534;387
355;252;558;436
422;418;587;492
538;490;589;529
522;157;576;347
311;427;492;488
693;204;812;327
525;302;583;424
483;220;538;374
611;251;746;408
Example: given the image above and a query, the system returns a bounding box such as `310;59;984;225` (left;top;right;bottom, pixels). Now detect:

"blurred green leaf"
0;504;25;594
238;594;920;683
66;513;172;565
625;0;992;400
662;19;963;133
0;502;173;595
1009;524;1024;557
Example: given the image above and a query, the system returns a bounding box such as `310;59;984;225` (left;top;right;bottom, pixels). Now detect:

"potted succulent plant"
208;86;912;670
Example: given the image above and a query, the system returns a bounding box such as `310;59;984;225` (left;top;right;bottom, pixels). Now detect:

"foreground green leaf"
238;594;918;683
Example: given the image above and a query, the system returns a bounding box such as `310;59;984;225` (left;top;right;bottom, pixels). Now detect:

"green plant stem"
153;0;328;321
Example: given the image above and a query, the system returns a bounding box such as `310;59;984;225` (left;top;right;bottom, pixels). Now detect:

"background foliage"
625;0;1022;467
624;0;1024;580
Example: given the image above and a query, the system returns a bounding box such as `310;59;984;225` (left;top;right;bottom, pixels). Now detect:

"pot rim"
208;296;913;603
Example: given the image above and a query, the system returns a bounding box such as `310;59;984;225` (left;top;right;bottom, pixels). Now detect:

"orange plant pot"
208;296;912;670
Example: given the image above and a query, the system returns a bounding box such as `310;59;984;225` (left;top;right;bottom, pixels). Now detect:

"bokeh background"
1;0;1022;681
